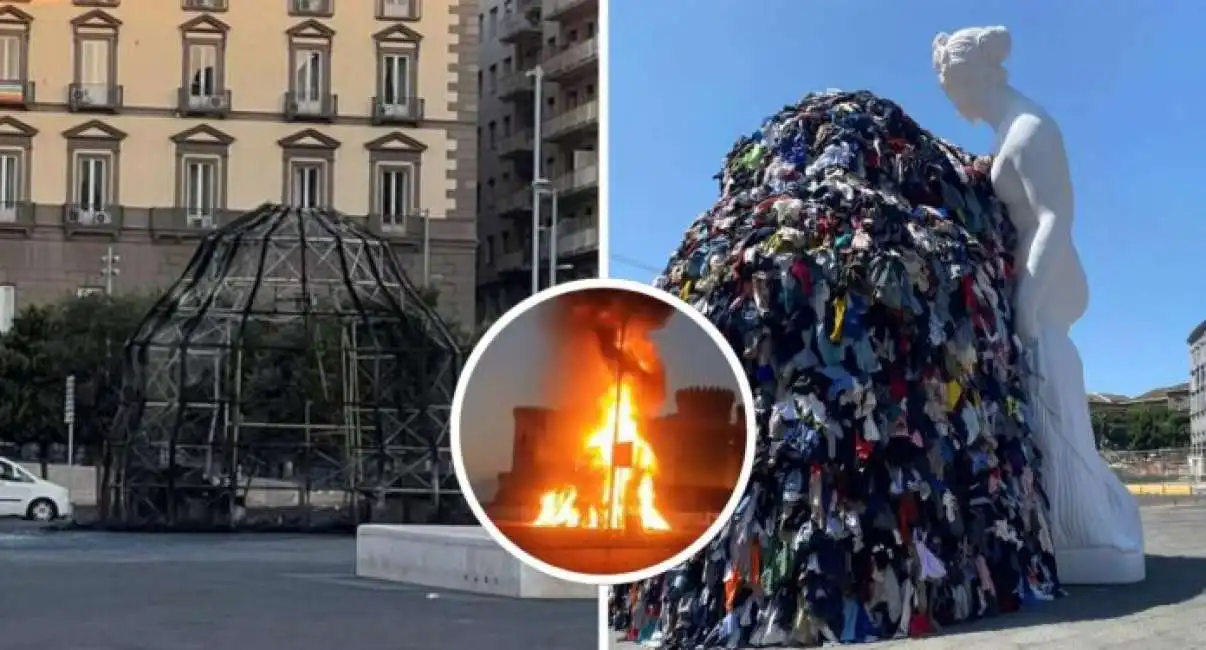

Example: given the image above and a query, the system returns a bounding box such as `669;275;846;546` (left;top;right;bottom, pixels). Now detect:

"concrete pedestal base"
355;525;595;599
496;523;701;576
1056;545;1146;585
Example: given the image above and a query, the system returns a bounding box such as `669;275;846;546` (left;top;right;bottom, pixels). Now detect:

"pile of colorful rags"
609;90;1062;648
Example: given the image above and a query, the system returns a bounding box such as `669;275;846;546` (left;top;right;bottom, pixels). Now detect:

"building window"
78;39;113;98
295;48;324;105
179;15;231;114
365;131;424;235
189;42;219;94
62;119;125;229
74;153;112;222
0;34;23;94
0;5;31;107
380;52;411;106
278;129;338;208
372;24;421;123
285;20;335;120
288;160;326;209
70;10;122;111
0;284;13;334
0;150;22;220
375;164;412;229
182;156;219;223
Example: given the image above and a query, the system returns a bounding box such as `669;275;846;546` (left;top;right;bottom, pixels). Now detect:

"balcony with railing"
497;72;534;102
499;5;542;43
377;0;418;19
62;204;123;237
496;249;528;273
552;225;598;258
369;211;414;236
0;80;33;108
149;207;236;240
0;201;35;235
550;165;598;198
544;0;596;22
68;83;123;112
497;129;535;159
284;92;338;121
372;96;424;124
542;37;597;81
177;88;232;117
544;101;598;141
497;188;533;217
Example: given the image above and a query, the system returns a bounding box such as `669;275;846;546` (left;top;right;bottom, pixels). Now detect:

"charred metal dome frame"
99;204;463;530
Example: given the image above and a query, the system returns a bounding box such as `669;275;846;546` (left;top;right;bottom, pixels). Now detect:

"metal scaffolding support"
98;204;463;530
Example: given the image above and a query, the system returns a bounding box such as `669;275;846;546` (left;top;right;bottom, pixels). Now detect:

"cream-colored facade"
0;0;478;329
474;0;598;320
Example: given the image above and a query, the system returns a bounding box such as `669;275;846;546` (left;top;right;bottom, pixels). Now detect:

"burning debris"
533;290;676;532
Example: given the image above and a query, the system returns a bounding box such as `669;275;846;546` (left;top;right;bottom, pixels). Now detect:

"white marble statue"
932;26;1145;585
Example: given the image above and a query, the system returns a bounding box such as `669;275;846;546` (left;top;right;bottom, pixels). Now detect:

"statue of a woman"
932;26;1145;584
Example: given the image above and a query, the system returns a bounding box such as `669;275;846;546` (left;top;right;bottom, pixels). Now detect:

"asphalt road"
0;521;596;650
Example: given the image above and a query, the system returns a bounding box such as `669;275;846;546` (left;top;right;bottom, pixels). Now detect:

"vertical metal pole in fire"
606;313;635;529
63;375;75;504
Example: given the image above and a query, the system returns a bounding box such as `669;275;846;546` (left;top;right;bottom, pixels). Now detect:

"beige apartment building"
0;0;478;330
474;0;598;320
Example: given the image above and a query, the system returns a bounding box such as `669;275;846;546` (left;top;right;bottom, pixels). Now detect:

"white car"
0;457;73;521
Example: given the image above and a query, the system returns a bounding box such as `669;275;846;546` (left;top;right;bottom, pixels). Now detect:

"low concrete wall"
20;463;97;505
355;524;596;599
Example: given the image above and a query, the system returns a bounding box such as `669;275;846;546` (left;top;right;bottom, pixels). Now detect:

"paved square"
0;530;595;650
613;504;1206;649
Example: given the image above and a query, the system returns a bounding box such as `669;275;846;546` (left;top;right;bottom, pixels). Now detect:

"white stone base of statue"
1030;329;1146;585
932;25;1145;585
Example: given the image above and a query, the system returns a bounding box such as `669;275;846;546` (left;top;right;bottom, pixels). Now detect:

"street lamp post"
527;65;544;295
420;209;431;286
101;246;120;295
533;179;560;288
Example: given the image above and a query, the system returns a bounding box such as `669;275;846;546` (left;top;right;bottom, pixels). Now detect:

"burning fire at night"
532;291;674;532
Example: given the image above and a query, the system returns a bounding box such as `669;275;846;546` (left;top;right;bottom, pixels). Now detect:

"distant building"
1189;321;1206;480
1088;384;1190;415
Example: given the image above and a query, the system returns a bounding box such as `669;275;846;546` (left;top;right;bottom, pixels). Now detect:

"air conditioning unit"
296;0;320;10
208;94;224;108
71;87;93;105
92;210;110;225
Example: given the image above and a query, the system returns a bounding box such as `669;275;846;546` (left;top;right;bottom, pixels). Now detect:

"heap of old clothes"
610;90;1062;648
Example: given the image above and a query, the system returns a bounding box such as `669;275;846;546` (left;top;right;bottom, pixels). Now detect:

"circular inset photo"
451;278;756;584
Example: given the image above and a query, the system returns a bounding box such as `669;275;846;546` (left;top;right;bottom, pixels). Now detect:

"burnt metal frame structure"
101;204;462;529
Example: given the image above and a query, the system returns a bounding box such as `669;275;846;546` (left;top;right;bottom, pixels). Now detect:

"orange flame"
533;379;670;531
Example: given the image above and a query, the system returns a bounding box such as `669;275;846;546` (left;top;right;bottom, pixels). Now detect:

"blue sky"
460;301;738;483
607;0;1206;396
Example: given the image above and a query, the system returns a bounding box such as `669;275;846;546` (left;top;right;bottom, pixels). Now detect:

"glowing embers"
533;379;670;531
